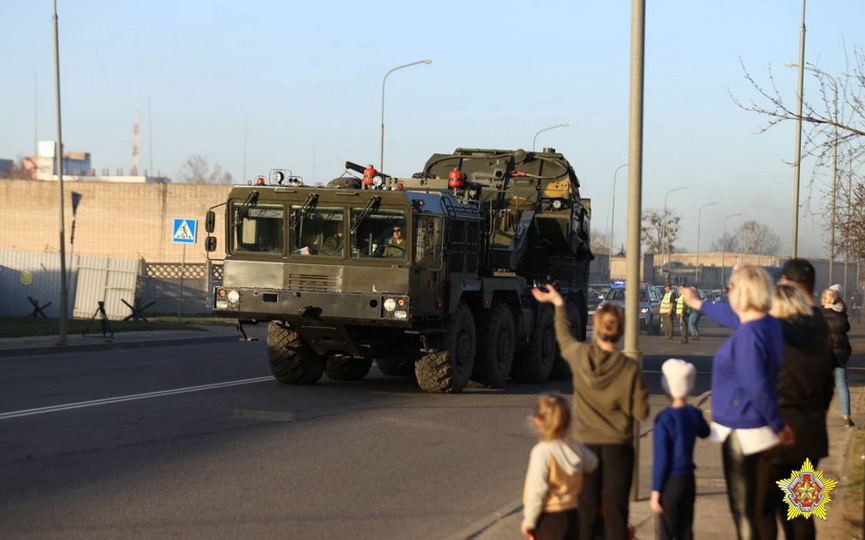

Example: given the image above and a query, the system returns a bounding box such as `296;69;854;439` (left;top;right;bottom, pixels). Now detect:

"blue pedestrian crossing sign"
172;218;198;244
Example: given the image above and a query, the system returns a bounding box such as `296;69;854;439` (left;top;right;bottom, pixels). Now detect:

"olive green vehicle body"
206;148;592;392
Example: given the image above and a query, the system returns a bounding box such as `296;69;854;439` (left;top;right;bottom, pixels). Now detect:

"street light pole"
532;123;569;152
379;59;432;171
787;62;838;281
52;0;69;345
609;163;628;277
722;213;742;287
791;0;807;258
663;186;687;279
696;202;718;286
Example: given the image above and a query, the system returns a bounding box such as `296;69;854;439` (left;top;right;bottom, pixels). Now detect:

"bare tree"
709;233;737;253
834;172;865;260
590;230;610;254
734;50;865;246
709;221;780;255
641;208;680;255
178;155;233;184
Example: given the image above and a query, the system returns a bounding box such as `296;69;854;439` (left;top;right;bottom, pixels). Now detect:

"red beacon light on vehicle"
448;168;465;189
256;176;267;185
363;165;378;187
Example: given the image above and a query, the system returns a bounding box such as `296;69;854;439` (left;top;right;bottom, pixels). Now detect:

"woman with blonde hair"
822;288;854;428
678;265;794;539
766;284;834;540
521;394;598;540
531;285;648;540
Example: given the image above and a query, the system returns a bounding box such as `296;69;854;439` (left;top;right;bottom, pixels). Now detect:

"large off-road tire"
325;356;372;381
267;322;325;385
472;302;515;388
415;302;476;393
511;304;556;383
376;358;416;377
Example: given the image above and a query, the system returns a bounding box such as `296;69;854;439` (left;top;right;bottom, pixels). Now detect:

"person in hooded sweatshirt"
532;285;649;540
765;284;834;540
522;394;599;540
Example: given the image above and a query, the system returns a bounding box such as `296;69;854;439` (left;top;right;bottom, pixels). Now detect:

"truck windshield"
232;203;284;254
290;206;345;257
350;208;407;259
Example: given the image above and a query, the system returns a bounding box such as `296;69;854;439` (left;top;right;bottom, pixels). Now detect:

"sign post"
171;218;197;323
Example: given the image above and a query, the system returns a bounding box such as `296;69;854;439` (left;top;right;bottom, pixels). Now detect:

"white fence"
0;250;138;320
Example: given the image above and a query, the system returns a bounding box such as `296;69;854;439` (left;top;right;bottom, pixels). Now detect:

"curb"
0;334;242;358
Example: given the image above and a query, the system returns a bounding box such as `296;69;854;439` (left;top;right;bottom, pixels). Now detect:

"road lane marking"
0;376;274;420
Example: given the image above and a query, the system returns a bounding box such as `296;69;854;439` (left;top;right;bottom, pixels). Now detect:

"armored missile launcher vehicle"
205;147;592;392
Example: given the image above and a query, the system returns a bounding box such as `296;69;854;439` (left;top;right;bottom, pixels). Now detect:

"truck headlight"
394;311;407;320
227;290;240;303
384;298;397;312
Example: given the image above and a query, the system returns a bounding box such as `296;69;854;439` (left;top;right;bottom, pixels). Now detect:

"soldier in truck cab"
380;225;406;258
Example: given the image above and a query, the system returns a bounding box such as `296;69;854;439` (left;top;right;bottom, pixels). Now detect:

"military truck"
204;147;592;393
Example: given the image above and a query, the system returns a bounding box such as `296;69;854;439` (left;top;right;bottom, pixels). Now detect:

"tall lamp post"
791;0;807;258
722;213;742;287
695;201;717;286
663;186;687;279
379;58;432;171
53;0;69;345
532;123;569;152
787;62;839;282
609;163;628;277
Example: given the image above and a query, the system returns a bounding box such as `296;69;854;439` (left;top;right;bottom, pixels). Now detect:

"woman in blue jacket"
679;266;794;540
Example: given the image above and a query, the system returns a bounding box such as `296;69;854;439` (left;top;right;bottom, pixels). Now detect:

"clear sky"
1;0;862;259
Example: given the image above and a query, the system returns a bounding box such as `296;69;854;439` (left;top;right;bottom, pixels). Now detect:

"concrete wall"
0;179;230;263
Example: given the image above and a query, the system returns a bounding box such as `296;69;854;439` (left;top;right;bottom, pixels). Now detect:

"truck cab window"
350;208;407;259
290;206;344;257
232;204;284;254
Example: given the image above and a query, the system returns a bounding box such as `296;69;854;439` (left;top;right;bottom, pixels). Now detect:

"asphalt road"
0;325;728;540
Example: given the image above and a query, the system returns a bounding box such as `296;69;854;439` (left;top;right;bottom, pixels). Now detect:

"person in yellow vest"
676;292;690;344
660;284;677;339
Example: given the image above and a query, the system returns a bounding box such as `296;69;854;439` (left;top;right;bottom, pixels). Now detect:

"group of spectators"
520;258;854;540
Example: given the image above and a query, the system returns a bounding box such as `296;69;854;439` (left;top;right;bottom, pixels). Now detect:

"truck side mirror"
205;210;216;233
205;236;217;252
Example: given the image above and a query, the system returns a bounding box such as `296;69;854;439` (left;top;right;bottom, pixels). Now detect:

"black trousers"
578;443;634;540
766;461;817;540
656;473;696;540
534;508;579;540
722;432;775;540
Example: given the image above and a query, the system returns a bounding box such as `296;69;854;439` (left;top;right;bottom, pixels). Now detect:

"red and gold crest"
776;458;838;520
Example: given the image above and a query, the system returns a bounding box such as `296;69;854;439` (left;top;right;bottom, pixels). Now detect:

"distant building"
21;141;171;183
0;159;12;177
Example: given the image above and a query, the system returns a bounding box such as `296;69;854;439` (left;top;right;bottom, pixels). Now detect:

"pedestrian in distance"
822;287;855;428
687;300;703;341
521;394;599;540
676;293;690;344
829;284;848;313
531;284;649;540
766;283;834;540
660;283;677;340
850;289;862;324
651;358;710;540
678;265;795;540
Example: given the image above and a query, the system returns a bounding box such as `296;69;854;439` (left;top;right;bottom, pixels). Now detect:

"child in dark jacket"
651;359;710;540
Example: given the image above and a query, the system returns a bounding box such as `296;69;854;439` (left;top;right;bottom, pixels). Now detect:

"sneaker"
844;417;855;428
691;333;701;340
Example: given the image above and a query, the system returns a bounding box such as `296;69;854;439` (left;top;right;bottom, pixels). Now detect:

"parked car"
601;284;661;335
587;283;611;317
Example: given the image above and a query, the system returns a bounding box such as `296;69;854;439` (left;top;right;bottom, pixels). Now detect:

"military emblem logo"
776;458;838;520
